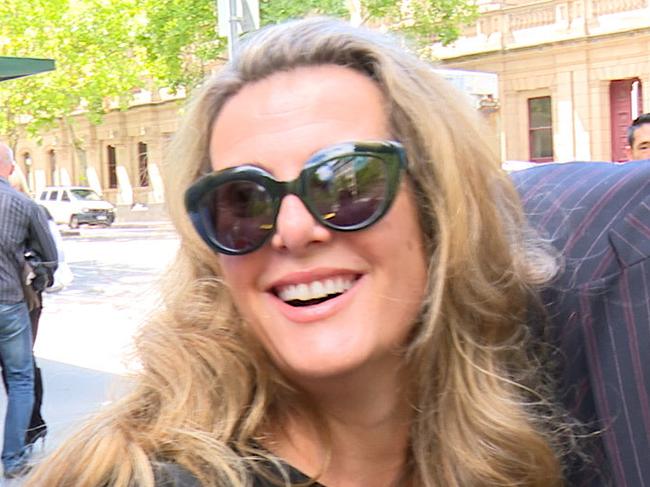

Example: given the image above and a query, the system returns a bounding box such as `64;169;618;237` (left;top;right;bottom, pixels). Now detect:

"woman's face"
209;65;427;385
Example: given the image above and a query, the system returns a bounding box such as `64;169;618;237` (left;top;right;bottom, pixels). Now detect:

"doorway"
610;78;643;162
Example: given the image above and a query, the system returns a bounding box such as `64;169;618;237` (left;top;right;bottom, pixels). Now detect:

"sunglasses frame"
185;140;408;255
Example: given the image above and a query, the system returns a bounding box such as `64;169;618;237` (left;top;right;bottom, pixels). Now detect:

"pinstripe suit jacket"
0;177;58;304
513;161;650;487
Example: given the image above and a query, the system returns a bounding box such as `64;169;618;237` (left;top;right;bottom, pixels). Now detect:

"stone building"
12;88;185;206
433;0;650;163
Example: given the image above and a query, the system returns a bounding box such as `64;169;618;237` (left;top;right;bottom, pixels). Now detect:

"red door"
610;78;643;162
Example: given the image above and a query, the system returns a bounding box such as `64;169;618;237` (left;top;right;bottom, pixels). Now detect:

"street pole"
217;0;258;59
228;0;239;59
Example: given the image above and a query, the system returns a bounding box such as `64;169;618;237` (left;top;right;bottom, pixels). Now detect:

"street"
0;223;179;485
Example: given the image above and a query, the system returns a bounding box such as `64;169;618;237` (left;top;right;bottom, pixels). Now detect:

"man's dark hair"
627;113;650;146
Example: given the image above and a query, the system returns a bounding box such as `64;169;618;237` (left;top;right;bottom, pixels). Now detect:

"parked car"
37;186;115;228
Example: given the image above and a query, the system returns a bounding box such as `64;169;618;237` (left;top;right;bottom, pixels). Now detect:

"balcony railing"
593;0;647;16
436;0;650;58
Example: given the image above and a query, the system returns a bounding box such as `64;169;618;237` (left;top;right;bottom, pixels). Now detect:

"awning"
0;56;55;82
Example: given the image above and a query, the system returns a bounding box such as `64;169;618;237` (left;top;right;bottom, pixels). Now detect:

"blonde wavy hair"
27;17;568;487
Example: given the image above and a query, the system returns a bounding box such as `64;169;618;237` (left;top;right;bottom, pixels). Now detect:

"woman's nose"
270;194;332;254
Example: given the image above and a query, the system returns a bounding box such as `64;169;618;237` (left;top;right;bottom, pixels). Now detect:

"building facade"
434;0;650;163
11;88;184;205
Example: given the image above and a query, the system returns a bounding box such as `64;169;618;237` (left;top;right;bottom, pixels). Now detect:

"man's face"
0;146;14;178
627;123;650;161
0;146;8;165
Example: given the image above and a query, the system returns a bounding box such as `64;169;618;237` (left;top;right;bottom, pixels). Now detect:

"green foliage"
138;0;226;91
259;0;348;25
364;0;478;50
139;0;349;90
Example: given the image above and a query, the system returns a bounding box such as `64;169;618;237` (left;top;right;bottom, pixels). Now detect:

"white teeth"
277;277;355;303
296;283;309;300
311;281;325;296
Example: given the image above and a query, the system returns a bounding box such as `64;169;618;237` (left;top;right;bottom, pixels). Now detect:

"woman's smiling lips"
265;270;364;324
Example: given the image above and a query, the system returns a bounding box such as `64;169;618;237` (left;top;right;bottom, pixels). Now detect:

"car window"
70;189;102;201
62;191;70;202
49;190;58;201
39;191;48;201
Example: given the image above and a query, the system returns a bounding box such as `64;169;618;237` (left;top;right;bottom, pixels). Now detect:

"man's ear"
9;163;15;176
624;145;632;161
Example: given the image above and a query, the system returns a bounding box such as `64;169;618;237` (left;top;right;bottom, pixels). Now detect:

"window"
137;142;149;187
71;189;102;201
107;145;118;189
528;96;553;162
48;150;57;185
49;191;58;201
39;191;47;201
23;153;32;191
62;191;70;202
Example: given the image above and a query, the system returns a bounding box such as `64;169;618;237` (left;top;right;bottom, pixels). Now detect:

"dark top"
153;461;324;487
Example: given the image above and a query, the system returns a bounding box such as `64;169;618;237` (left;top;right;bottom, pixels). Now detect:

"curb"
111;221;173;229
58;221;173;236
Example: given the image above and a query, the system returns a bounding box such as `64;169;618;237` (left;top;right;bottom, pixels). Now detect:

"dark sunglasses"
185;140;408;255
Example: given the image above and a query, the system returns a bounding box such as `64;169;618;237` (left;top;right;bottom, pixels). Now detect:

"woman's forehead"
209;65;389;174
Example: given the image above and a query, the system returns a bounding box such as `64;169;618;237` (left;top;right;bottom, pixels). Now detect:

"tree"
135;0;350;91
137;0;227;91
364;0;477;48
0;0;147;179
258;0;349;25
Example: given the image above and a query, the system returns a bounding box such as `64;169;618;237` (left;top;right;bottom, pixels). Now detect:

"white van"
37;186;116;228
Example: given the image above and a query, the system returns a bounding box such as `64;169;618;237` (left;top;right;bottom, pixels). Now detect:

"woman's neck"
267;358;413;487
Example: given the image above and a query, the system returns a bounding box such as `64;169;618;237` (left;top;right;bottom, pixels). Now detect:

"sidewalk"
0;359;127;486
59;203;174;236
110;220;174;229
113;203;171;228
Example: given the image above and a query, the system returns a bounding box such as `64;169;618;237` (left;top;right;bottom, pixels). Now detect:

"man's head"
626;113;650;161
0;142;16;179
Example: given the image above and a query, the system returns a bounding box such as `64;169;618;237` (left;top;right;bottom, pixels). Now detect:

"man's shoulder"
0;183;42;214
512;161;649;216
511;160;650;192
512;161;650;266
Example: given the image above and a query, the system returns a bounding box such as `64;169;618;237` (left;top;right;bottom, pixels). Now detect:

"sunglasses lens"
207;180;275;252
308;155;388;228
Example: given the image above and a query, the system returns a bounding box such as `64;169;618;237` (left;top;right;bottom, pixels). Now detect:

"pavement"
0;359;131;486
114;203;169;224
59;204;173;237
0;217;177;485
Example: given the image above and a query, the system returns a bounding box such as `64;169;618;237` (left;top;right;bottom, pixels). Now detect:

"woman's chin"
270;346;382;390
